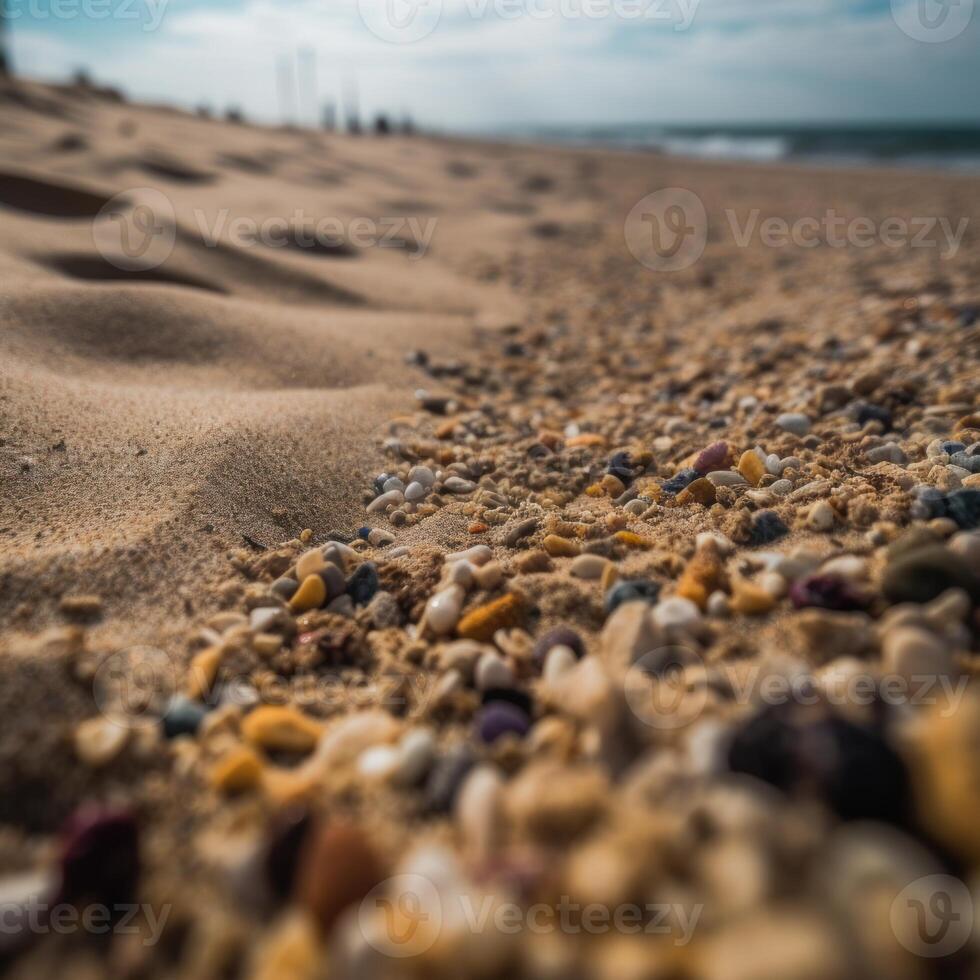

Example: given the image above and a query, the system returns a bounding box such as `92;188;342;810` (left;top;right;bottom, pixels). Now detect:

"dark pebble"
475;702;531;743
357;527;372;541
947;489;980;530
661;468;700;496
271;576;299;601
424;745;477;815
162;696;208;739
855;403;893;429
728;704;909;824
694;441;729;475
58;806;139;909
373;474;390;495
607;452;634;484
604;579;661;617
265;807;315;902
481;687;534;716
347;562;379;606
532;626;585;668
750;511;790;545
911;486;949;520
883;545;980;605
319;564;347;601
950;453;980;474
941;441;967;455
789;574;870;612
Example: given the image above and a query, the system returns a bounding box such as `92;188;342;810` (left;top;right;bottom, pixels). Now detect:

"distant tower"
297;47;317;127
343;72;361;135
276;53;297;125
322;99;337;132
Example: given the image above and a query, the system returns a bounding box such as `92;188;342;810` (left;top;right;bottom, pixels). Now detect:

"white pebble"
444;477;476;494
653;596;701;629
475;652;515;691
543;645;578;682
445;560;476;589
249;607;283;632
707;471;747;487
706;591;730;617
776;413;811;436
367;489;404;513
404;481;427;502
425;585;464;636
383;477;405;494
866;443;907;465
446;545;492;566
358;745;400;780
456;766;503;861
697;531;734;555
821;555;868;580
759;571;788;598
409;465;436;488
770;479;793;495
392;728;436;787
570;555;608;580
807;500;836;532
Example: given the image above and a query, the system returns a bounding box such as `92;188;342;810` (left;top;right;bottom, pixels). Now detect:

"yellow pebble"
600;474;626;497
543;535;581;557
585;484;604;498
567;434;607;449
614;531;653;550
601;563;619;593
186;646;223;701
676;478;717;507
289;574;327;614
457;593;525;642
253;632;284;657
738;450;766;487
242;705;323;754
300;528;313;543
730;581;776;616
296;548;327;581
211;746;264;794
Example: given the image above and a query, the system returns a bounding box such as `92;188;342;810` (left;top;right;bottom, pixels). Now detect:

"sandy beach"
1;77;980;978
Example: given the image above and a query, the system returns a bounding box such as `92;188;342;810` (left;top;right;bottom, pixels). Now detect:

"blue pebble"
475;702;531;744
373;474;390;495
855;403;893;429
750;511;790;545
661;468;700;496
604;579;661;617
913;487;949;520
357;527;372;541
347;562;380;606
941;441;966;455
951;453;980;474
947;490;980;530
162;697;208;739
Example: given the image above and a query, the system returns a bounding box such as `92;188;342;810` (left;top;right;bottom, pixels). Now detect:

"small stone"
456;765;504;861
570;554;609;580
543;534;580;557
600;600;661;675
706;591;730;617
475;701;530;743
676;478;717;506
425;585;465;636
289;575;327;613
882;626;956;682
866;443;907;465
883;546;980;605
694;441;731;475
367;590;401;629
392;728;436;788
457;593;524;642
271;577;299;601
367;489;404;513
543;645;578;683
320;564;347;601
738;450;767;487
730;580;776;616
242;706;323;754
444;476;476;494
468;522;489;534
404;481;427;502
807;500;836;532
652;596;701;630
604;579;660;617
473;561;504;590
533;626;585;668
424;745;477;814
382;477;405;494
347;562;379;606
661;468;700;496
947;489;980;530
446;545;493;565
790;574;870;612
409;465;435;487
750;511;790;546
776;413;811;436
505;517;539;547
676;548;727;609
211;746;264;794
74;717;128;767
162;696;208;738
58;806;139;907
948;531;980;568
295;548;327;581
475;652;515;691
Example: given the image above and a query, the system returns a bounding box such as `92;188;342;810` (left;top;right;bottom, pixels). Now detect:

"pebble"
211;746;264;794
694;441;731;475
769;479;793;495
789;574;869;612
457;592;524;641
473;561;504;590
570;554;609;580
543;645;578;683
424;745;477;814
604;579;660;616
948;531;980;568
404;481;427;502
676;477;717;505
444;476;476;494
807;500;836;532
738;450;767;487
74;716;128;767
58;805;139;907
271;577;299;601
347;562;379;605
505;517;539;547
883;546;980;605
475;701;531;743
652;596;701;629
776;413;811;436
367;489;404;513
730;580;777;616
948;489;980;529
543;534;580;557
409;465;436;487
533;626;585;667
866;443;907;465
706;471;747;488
382;477;405;494
392;728;436;788
446;545;492;565
455;765;504;860
750;511;790;545
289;575;327;613
882;626;956;682
242;705;322;754
661;468;700;495
425;585;465;636
296;823;385;935
475;651;515;691
163;696;208;739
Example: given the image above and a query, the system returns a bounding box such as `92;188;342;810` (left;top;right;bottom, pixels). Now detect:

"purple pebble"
532;626;585;668
475;702;531;743
58;805;140;908
694;441;730;476
789;574;869;612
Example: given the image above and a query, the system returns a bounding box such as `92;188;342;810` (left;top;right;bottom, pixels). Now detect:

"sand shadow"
0;171;112;218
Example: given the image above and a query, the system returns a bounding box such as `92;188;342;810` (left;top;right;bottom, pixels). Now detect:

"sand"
1;77;980;979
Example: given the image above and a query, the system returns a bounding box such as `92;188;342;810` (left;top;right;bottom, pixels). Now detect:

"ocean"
505;123;980;172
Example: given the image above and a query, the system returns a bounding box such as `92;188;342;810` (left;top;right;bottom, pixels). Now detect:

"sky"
4;0;979;129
